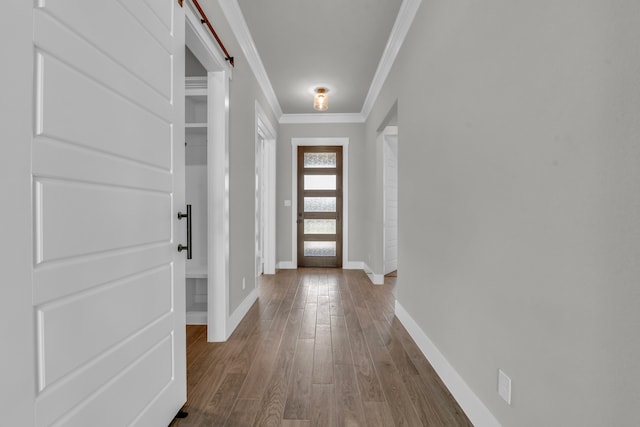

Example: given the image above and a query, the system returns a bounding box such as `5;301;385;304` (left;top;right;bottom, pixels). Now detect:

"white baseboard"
276;260;382;287
343;261;364;270
277;261;296;269
226;288;258;338
277;260;366;271
370;273;384;285
363;263;385;285
395;301;501;427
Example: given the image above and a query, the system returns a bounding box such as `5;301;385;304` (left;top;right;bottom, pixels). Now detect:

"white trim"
264;137;277;274
185;2;232;78
206;70;231;342
291;137;349;268
361;0;422;119
382;126;398;276
185;76;208;94
226;288;258;337
370;273;385;285
363;263;385;285
255;101;277;276
280;113;365;125
343;261;364;270
218;0;283;117
383;125;398;138
277;261;297;270
256;101;277;138
292;138;350;147
395;301;502;427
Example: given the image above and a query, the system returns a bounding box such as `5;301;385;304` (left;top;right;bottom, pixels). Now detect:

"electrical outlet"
242;277;246;290
498;369;512;405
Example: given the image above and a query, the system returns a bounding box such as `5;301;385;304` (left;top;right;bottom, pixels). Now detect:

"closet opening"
184;0;231;341
184;48;208;324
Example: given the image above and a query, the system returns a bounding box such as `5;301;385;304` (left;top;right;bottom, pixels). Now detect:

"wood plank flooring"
171;269;472;427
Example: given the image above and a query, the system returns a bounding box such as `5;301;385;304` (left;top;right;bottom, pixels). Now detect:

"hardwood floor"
171;269;472;427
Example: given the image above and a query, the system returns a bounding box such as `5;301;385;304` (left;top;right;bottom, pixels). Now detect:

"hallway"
172;269;472;426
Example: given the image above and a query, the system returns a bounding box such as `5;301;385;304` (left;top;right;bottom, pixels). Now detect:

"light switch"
498;369;512;405
284;200;291;207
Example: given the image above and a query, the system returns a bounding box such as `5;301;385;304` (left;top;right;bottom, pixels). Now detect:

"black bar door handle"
177;204;192;259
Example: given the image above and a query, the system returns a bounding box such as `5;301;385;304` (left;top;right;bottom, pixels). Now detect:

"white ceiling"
187;0;423;123
235;0;403;116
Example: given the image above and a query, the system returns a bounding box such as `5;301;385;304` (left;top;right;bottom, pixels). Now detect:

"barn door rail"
184;0;235;67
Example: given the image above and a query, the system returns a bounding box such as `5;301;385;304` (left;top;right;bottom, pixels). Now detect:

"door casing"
383;126;399;275
255;101;277;276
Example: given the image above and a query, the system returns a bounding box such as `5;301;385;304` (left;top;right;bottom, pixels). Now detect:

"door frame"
255;101;277;276
255;136;265;276
185;3;233;342
291;137;349;268
382;126;398;275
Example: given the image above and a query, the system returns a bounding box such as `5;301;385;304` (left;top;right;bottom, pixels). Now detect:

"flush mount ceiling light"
313;87;329;111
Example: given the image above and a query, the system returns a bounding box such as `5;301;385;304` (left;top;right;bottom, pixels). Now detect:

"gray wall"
200;0;279;313
364;0;640;425
276;123;366;265
186;47;206;76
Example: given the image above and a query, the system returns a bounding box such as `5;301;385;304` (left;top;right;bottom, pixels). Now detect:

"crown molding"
360;0;422;120
279;113;366;125
217;0;283;118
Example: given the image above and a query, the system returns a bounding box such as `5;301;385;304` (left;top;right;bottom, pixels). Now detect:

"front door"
25;2;186;425
297;146;343;268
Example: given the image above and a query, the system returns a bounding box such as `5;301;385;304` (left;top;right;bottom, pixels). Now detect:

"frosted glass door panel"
304;152;336;168
304;197;336;212
304;175;336;190
304;219;336;234
297;145;342;267
304;241;337;257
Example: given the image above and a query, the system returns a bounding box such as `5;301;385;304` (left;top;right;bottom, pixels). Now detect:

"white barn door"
13;1;187;426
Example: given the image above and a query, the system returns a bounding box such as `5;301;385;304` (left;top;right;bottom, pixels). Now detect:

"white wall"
366;0;640;425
